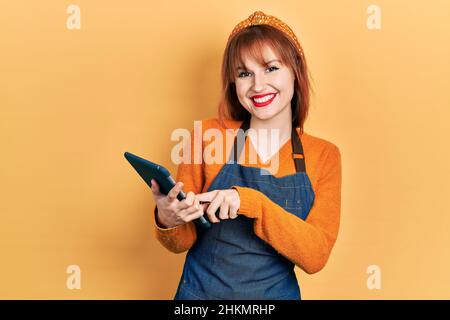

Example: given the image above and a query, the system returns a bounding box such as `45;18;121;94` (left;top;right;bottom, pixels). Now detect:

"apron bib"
174;117;315;300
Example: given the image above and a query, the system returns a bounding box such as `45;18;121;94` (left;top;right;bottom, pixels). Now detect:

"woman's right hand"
150;179;204;228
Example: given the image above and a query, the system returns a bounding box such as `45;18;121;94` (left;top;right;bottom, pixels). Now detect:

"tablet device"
124;151;212;229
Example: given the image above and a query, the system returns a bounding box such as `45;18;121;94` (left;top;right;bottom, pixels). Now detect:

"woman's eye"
237;66;279;78
238;71;250;78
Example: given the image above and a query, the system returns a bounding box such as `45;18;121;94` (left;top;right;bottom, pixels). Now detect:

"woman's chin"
250;108;279;121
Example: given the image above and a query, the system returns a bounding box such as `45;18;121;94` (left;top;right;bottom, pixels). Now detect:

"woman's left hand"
195;189;240;222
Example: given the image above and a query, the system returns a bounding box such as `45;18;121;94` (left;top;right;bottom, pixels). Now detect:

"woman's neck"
249;105;293;144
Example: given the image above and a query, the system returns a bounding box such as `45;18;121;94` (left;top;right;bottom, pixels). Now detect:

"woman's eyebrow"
265;59;281;64
236;59;281;70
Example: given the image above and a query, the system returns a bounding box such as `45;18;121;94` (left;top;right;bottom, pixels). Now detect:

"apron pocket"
271;196;303;215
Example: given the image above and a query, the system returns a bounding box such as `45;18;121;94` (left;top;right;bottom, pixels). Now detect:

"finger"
185;191;195;206
229;206;239;219
183;204;204;223
219;201;229;220
206;193;224;223
167;182;183;202
179;204;199;218
179;191;195;210
195;191;217;203
151;179;162;196
179;198;200;218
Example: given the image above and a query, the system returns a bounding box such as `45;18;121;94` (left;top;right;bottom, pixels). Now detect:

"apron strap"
291;124;306;173
228;116;307;173
229;116;251;164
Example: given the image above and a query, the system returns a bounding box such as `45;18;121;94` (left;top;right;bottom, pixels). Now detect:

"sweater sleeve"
231;145;342;274
153;126;205;253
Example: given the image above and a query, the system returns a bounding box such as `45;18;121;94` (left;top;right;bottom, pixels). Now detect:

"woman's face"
234;45;295;122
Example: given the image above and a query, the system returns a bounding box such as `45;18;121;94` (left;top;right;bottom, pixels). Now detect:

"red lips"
251;93;277;107
251;93;276;99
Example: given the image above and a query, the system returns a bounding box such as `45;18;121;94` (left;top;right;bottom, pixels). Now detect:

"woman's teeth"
253;94;275;103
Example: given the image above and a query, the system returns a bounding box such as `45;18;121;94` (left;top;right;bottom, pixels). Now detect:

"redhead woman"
150;11;342;300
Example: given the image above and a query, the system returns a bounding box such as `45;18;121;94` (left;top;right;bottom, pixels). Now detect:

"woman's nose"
252;72;267;92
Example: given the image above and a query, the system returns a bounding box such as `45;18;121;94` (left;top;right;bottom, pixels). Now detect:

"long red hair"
217;24;314;134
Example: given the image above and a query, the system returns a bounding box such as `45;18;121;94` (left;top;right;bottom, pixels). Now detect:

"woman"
151;11;342;300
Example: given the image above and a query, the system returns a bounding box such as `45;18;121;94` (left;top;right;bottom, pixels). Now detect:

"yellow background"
1;0;449;299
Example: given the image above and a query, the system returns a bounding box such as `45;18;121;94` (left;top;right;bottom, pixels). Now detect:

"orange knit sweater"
153;117;342;275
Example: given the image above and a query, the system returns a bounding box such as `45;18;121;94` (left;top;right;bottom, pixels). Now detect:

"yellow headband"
228;11;304;57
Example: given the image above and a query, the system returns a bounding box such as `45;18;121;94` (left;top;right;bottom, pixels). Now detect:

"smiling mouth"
251;93;277;107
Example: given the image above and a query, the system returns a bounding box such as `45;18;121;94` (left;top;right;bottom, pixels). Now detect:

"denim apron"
174;117;315;300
